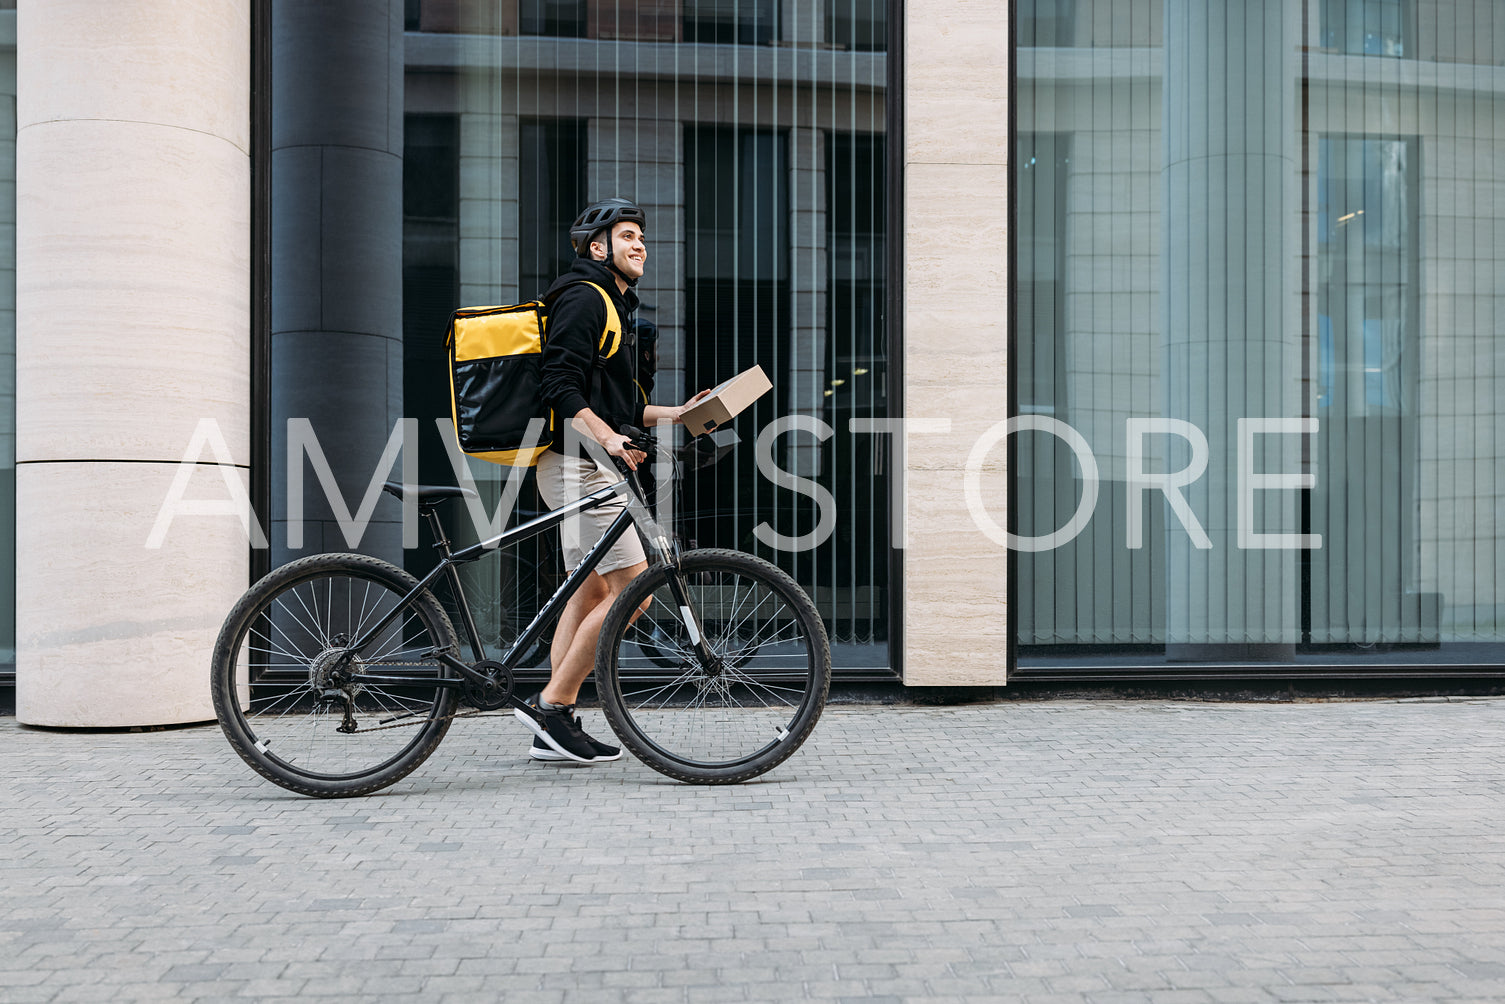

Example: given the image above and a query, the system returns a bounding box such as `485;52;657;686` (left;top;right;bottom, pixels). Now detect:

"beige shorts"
535;450;647;575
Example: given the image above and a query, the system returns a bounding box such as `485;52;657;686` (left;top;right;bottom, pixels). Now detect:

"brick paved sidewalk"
2;698;1505;1003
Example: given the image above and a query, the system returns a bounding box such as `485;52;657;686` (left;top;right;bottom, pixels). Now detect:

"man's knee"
602;562;647;597
569;571;609;610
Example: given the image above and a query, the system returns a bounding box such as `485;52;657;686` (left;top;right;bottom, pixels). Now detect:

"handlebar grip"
620;424;657;455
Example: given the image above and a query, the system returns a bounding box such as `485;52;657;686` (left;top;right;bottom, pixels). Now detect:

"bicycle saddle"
380;481;480;508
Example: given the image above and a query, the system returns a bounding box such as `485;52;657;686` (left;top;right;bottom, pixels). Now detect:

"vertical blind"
1015;0;1505;666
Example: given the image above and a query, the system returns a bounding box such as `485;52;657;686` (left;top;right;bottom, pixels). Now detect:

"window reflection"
1016;0;1505;668
683;0;777;45
518;120;587;299
521;0;588;37
1320;0;1409;57
277;0;893;674
1018;0;1076;47
826;2;888;52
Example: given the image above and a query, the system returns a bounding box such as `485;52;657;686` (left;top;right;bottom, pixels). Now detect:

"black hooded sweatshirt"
539;258;644;450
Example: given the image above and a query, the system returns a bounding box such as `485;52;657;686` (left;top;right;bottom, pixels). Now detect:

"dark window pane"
686;126;787;281
1019;0;1076;47
683;0;777;45
822;132;888;632
519;119;587;300
521;0;588;38
403;115;459;221
825;1;887;52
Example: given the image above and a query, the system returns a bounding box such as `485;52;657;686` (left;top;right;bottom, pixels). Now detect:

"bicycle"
210;437;832;797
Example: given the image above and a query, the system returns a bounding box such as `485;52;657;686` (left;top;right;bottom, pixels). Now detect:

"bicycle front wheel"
210;553;460;798
597;549;831;784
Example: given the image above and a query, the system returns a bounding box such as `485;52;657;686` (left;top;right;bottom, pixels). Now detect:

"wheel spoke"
600;552;830;781
212;557;459;795
287;582;331;649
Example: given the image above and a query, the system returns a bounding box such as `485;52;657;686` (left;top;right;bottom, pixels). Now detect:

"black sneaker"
528;734;571;762
528;733;622;762
515;694;622;764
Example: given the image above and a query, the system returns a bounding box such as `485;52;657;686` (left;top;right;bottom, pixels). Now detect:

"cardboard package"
680;364;773;436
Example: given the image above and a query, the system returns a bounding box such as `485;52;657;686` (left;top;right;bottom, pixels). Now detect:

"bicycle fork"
656;569;717;675
617;473;722;676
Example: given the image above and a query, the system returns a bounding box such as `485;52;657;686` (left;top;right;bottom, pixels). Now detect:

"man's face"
593;221;647;280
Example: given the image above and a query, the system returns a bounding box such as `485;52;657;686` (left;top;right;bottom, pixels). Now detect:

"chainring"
461;660;514;711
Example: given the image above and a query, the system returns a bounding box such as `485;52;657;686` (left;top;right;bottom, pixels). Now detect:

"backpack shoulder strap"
579;282;623;359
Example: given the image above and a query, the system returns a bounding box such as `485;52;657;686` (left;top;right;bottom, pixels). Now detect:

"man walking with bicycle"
516;198;707;765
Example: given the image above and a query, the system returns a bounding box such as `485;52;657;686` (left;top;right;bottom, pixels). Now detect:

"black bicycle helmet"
570;198;647;255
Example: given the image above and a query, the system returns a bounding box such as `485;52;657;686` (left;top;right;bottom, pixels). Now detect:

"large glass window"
269;1;891;677
1014;0;1505;672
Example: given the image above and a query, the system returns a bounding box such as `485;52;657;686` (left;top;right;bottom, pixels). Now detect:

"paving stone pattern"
3;698;1505;1003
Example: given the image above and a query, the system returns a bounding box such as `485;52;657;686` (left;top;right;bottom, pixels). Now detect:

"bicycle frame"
332;469;707;711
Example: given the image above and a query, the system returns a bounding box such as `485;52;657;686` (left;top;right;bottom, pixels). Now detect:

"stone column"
271;0;405;564
15;2;251;725
1161;0;1302;659
902;0;1010;685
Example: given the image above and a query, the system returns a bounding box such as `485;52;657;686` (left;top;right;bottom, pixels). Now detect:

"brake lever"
620;424;657;455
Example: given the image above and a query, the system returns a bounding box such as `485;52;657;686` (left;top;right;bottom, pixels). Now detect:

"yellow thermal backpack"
446;282;622;466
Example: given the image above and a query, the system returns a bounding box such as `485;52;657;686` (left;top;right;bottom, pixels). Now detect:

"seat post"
421;503;488;663
424;507;453;560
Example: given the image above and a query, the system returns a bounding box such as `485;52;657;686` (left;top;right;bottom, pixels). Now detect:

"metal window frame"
250;0;271;586
885;0;907;681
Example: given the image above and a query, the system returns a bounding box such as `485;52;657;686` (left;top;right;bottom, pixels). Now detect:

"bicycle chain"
335;658;518;734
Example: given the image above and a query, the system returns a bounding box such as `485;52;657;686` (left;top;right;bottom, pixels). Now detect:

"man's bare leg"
547;572;607;680
541;560;648;707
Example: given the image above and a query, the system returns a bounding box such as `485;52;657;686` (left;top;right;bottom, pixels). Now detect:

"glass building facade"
7;1;1505;696
1014;0;1505;674
269;1;892;679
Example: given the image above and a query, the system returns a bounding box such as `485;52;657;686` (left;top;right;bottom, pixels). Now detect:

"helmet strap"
599;229;639;287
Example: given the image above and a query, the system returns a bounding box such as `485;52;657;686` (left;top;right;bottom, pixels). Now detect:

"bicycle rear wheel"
210;553;460;797
596;549;831;784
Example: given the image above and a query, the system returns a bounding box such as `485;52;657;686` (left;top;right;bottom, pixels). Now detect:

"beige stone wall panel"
18;0;250;151
16;119;250;464
16;0;252;726
14;462;252;727
902;1;1010;686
